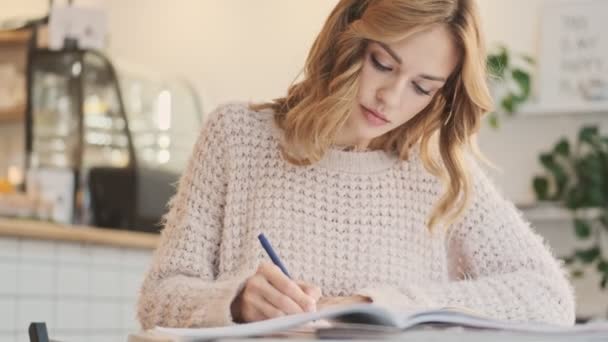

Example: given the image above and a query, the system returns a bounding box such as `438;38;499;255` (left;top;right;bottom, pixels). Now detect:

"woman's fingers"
248;292;287;319
259;262;316;312
234;261;322;322
297;281;322;301
250;275;304;315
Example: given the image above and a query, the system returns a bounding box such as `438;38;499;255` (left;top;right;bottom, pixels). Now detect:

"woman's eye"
370;54;392;72
413;82;431;96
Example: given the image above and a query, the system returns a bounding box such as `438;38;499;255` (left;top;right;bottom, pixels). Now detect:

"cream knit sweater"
137;102;575;329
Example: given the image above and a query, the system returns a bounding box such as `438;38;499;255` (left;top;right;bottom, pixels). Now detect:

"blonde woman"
137;0;575;329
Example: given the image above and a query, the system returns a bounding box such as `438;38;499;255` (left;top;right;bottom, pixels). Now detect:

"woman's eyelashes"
370;54;432;96
413;82;431;96
370;54;392;72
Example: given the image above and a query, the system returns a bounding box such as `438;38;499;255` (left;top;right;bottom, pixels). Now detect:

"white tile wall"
90;268;123;299
89;300;123;331
55;300;88;331
122;300;139;331
121;272;145;300
0;297;16;333
20;240;56;262
0;236;153;342
0;261;18;294
0;237;19;259
0;333;16;342
18;263;55;296
16;298;55;334
56;265;89;297
56;242;86;264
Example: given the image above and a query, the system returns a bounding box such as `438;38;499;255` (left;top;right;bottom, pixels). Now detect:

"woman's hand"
317;295;372;310
231;261;322;323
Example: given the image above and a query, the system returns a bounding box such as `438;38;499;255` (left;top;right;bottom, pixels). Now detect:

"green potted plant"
486;45;535;128
532;125;608;290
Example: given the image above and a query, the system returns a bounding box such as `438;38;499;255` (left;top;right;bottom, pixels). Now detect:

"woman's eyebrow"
377;42;446;82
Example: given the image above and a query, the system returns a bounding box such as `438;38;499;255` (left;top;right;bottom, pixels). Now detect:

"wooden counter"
0;217;160;249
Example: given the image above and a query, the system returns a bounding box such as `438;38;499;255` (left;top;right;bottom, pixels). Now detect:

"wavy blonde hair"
250;0;493;230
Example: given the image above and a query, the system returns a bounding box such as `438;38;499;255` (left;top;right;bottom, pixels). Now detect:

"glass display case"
26;46;203;232
115;61;203;230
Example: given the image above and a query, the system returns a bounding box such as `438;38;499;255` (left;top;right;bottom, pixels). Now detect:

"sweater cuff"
187;268;256;327
356;285;437;313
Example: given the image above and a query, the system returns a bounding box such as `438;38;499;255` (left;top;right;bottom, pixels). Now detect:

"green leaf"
533;176;549;200
579;126;599;145
538;153;569;199
487;47;508;78
488;113;499;129
602;274;608;289
501;94;515;113
554;139;570;157
575;246;601;264
587;188;605;207
539;153;555;170
565;188;585;209
597;260;608;273
512;68;531;98
563;256;576;265
600;211;608;229
574;218;592;238
571;269;584;278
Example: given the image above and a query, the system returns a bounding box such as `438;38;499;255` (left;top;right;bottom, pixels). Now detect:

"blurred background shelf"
0;29;31;44
0;103;25;122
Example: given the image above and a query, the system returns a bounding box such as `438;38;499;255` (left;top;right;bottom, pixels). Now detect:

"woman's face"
337;25;460;148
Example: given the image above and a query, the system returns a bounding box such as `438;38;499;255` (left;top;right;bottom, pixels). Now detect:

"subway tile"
0;333;16;342
89;268;122;299
55;299;88;331
53;334;90;342
88;245;124;267
0;261;18;294
88;300;121;330
56;264;89;297
104;333;130;342
17;262;54;296
122;300;139;331
0;237;19;259
88;335;120;342
0;297;16;332
16;298;55;335
19;240;56;262
56;242;87;265
16;332;28;342
121;271;144;300
122;249;153;269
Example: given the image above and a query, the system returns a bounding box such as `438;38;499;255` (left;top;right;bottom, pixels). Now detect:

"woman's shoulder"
205;101;273;128
204;101;276;137
202;101;279;157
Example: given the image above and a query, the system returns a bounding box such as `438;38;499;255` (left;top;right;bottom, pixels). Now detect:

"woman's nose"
376;78;406;108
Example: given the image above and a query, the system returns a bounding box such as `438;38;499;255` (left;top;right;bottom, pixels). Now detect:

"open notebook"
152;304;608;341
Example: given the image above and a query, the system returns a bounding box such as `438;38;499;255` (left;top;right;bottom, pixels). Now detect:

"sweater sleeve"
357;156;576;325
137;104;255;329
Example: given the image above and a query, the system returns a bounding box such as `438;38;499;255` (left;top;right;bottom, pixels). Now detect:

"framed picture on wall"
538;0;608;110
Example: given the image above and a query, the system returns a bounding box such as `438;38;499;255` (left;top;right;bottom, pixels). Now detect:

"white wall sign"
538;0;608;107
48;5;107;51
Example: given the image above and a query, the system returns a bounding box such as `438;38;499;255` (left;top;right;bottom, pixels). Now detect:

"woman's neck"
333;132;371;152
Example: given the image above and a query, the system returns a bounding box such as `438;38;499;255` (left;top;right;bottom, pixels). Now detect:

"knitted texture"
137;102;575;329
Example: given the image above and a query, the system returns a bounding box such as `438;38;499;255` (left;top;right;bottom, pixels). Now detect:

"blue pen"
258;233;291;278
